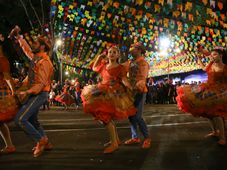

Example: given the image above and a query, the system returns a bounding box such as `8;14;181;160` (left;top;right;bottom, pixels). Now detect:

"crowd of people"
0;24;227;158
47;76;204;110
145;78;203;105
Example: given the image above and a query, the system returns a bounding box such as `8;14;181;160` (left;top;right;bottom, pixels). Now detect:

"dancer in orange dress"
55;80;75;110
176;47;227;145
81;46;136;153
0;32;18;154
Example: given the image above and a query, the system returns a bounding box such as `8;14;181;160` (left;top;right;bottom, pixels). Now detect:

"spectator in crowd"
74;78;81;110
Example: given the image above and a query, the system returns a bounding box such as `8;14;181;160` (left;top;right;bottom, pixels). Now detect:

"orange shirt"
75;81;81;92
126;56;149;93
18;37;54;94
27;52;53;94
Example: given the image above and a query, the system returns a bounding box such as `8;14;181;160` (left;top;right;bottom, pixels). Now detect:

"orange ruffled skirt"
55;93;75;106
176;83;227;118
0;83;19;122
81;84;136;123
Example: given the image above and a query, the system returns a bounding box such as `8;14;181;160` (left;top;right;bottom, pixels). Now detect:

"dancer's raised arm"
92;52;106;72
9;25;34;60
197;47;211;71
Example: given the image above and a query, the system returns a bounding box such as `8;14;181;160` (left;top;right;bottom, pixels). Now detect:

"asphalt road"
0;104;227;170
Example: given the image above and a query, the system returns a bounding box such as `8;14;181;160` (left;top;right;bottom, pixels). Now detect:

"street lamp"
15;62;19;68
55;39;62;47
55;38;63;85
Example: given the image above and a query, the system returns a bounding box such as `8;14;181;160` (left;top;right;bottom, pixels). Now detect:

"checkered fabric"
0;82;12;99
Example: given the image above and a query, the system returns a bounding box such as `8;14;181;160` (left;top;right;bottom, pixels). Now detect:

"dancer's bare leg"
104;120;119;153
104;121;121;146
214;117;226;145
0;123;16;153
205;118;220;137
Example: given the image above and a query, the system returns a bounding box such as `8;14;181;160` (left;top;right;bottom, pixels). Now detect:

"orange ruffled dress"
176;62;227;118
81;62;136;123
55;85;75;106
0;57;19;122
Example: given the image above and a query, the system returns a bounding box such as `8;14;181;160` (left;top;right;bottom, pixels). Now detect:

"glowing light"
158;50;168;56
56;39;62;46
65;71;69;75
175;48;181;53
15;62;19;68
160;37;170;49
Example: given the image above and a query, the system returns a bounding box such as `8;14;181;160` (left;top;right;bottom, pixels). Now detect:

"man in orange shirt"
10;26;54;157
74;78;81;109
124;42;151;149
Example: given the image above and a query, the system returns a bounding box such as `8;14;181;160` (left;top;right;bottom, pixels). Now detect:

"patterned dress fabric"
176;62;227;118
55;85;75;106
0;57;19;122
81;61;136;123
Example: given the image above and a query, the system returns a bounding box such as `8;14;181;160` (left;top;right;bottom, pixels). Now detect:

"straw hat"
129;42;146;54
37;35;51;51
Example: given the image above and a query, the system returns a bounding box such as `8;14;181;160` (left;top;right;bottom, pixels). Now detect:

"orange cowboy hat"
37;35;52;52
129;42;146;54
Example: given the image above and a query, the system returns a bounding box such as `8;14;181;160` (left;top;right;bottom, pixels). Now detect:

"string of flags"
50;0;226;77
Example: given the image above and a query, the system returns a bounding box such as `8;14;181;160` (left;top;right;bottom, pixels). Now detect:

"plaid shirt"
128;56;149;93
0;81;12;99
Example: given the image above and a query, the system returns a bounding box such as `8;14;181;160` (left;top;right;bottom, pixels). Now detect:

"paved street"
1;104;227;170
